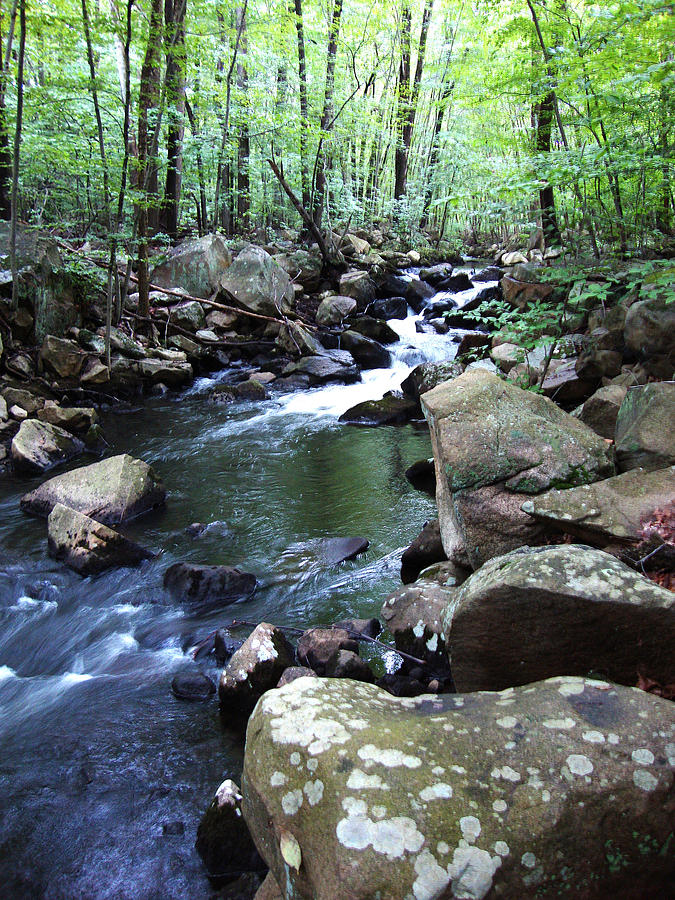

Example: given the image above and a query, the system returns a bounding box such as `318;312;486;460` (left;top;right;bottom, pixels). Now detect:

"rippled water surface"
0;277;491;898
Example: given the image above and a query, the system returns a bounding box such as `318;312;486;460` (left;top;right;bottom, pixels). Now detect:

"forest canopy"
0;0;673;257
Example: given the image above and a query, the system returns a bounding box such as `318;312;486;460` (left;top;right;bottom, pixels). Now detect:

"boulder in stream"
150;233;232;299
321;536;369;565
171;670;216;701
20;453;166;524
444;544;675;692
164;562;257;609
242;675;675;900
196;779;265;877
219;623;295;716
47;502;153;575
315;294;357;326
339;330;391;369
400;519;447;584
296;627;358;675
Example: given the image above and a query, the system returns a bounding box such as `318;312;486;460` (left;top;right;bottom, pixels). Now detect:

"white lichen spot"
437;841;449;855
521;852;537;869
528;774;544;790
426;633;439;653
432;766;446;776
632;748;655;766
582;731;605;744
303;779;324;806
494;841;510;857
371;805;387;819
347;769;388;790
541;790;551;803
290;752;301;766
270;771;287;787
307;758;318;773
336;812;424;858
451;765;466;774
543;718;576;730
460;816;481;844
496;716;517;729
413;849;451;900
492;799;507;813
342;797;367;816
349;719;368;731
566;755;593;777
666;743;675;766
497;766;521;782
281;789;304;815
420;783;453;802
558;680;585;697
448;846;500;900
413;620;425;638
608;733;620;745
505;741;516;751
633;769;658;792
358;744;422;769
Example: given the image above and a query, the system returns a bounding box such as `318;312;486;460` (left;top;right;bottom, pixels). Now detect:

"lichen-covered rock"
275;322;325;357
151;233;232;298
20;453;166;524
11;419;85;474
47;503;152;575
315;294;357;326
296;628;358;676
170;300;207;332
219;623;295;716
444;544;675;693
400;361;465;403
615;382;675;472
521;467;675;568
196;779;265;877
338;270;376;306
210;380;270;403
400;519;447;584
242;676;675;900
221;245;294;317
37;402;98;434
138;357;193;387
421;369;615;568
574;383;628;439
164;562;256;610
381;580;455;672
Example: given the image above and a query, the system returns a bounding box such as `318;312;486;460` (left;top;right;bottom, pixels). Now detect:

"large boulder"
39;336;86;379
338;270;376;307
421;370;615;569
220;245;294;317
47;503;152;575
338;395;417;426
37;402;98;435
339;331;391;369
400;361;464;404
170;300;207;332
366;296;408;320
164;562;256;609
615;382;675;472
150;233;232;299
574;383;628;439
623;294;675;359
444;544;675;693
242;676;675;900
219;623;295;716
521;466;675;569
20;453;166;524
347;317;399;345
11;419;85;474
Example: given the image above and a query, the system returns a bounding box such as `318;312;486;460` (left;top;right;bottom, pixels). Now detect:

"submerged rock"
242;676;675;900
444;544;675;692
171;670;216;701
164;562;257;609
20;453;166;524
11;419;85;474
219;623;295;716
321;536;369;565
47;503;152;575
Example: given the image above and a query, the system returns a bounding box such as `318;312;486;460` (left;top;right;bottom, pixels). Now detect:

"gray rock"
382;579;454;671
47;503;152;575
315;294;357;326
575;383;628;439
151;233;232;298
108;327;146;359
171;670;216;701
339;330;391;369
283;354;358;386
338;395;417;426
400;361;465;403
322;537;369;565
170;300;207;332
445;544;675;692
324;649;374;683
0;394;7;421
11;419;85;474
333;618;381;640
20;453;166;524
221;244;294;317
219;623;295;715
37;402;98;434
347;316;399;345
366;296;408;320
624;294;675;358
615;382;675;472
422;369;615;568
39;335;86;378
242;676;675;900
210;380;269;403
138;358;193;387
338;270;376;306
164;562;257;609
277;666;317;687
276;322;325;357
404;458;436;496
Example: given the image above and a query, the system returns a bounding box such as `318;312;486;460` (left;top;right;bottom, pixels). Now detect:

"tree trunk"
235;4;249;230
312;0;343;230
293;0;310;210
534;91;560;244
0;0;19;221
160;0;186;241
9;0;25;312
185;96;207;235
137;0;163;318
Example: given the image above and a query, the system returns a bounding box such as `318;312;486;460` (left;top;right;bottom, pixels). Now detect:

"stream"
0;273;493;899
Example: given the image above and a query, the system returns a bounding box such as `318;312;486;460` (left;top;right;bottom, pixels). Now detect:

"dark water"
0;315;460;898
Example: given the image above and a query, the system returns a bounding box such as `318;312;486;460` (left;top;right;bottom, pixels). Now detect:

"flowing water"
0;274;493;899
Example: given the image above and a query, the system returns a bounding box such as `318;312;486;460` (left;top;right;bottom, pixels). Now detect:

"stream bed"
0;276;491;898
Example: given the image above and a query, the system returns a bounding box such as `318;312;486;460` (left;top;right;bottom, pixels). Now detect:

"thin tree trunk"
0;0;19;220
236;4;249;230
534;91;560;244
312;0;344;230
185;97;207;235
293;0;310;210
137;0;164;319
9;0;25;312
161;0;186;241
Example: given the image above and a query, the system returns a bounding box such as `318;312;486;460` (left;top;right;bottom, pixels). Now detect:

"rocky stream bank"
0;225;674;899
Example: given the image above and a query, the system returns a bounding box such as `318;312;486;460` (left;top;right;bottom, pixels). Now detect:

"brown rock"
296;628;358;675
